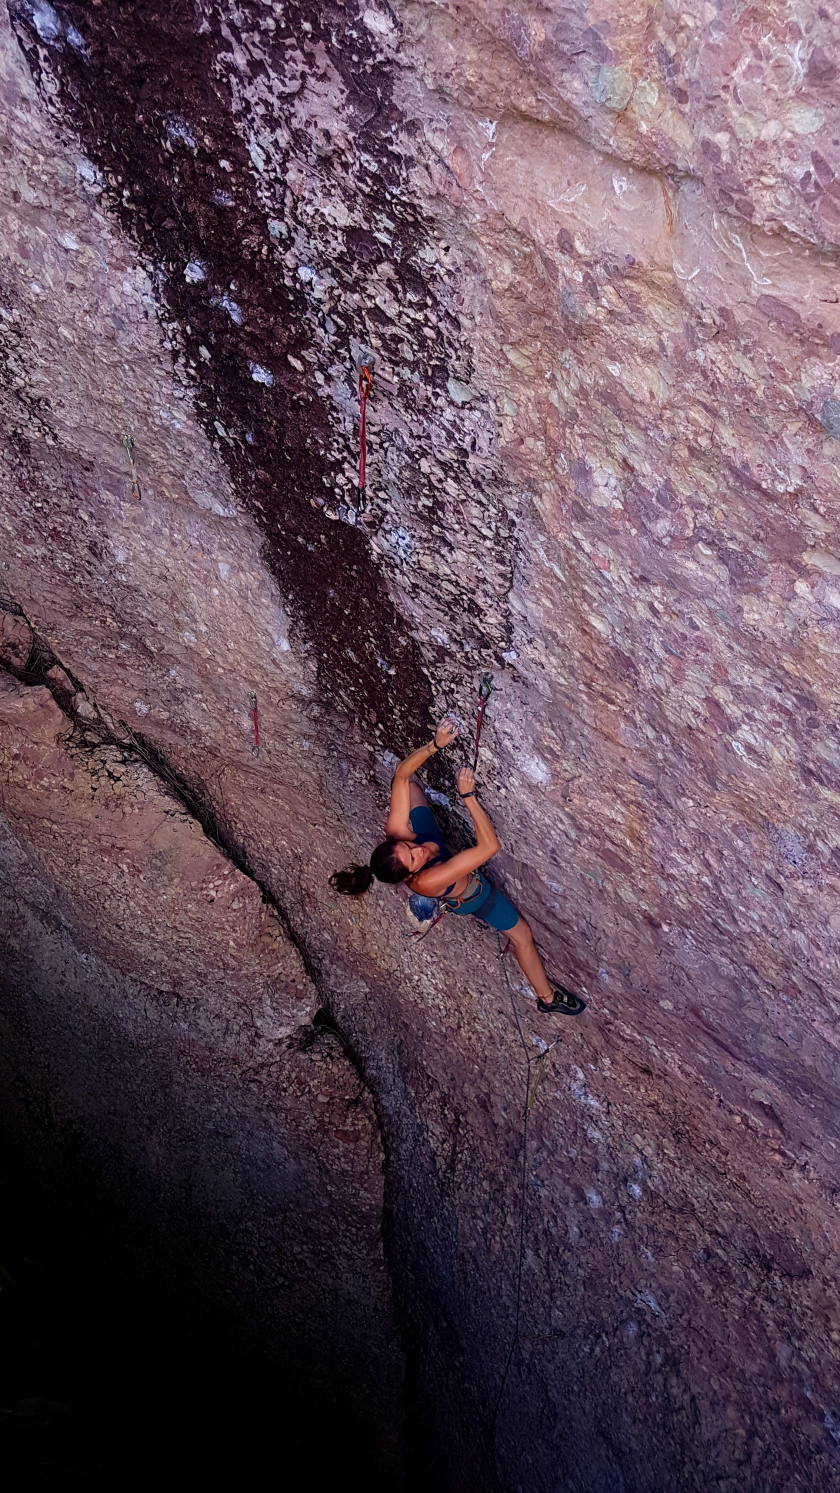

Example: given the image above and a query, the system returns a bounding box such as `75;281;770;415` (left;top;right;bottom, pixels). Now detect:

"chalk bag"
407;893;440;928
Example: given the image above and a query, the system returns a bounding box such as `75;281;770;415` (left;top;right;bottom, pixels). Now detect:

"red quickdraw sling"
358;365;372;496
249;692;260;755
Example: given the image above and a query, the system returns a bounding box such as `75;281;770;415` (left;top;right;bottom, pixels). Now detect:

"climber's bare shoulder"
410;846;485;899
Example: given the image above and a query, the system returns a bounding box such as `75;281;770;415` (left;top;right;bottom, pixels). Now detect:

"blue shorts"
409;806;519;932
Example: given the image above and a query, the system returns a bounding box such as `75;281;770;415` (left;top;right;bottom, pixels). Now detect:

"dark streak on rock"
8;0;442;755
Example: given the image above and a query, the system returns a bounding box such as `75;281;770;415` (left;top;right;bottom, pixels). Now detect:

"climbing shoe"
537;986;587;1017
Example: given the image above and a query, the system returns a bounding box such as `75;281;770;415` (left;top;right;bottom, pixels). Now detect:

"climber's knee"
506;915;532;947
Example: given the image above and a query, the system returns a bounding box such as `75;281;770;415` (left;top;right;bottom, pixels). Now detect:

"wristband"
460;791;476;799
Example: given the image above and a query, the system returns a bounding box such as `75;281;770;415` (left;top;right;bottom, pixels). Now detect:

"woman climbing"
330;721;586;1016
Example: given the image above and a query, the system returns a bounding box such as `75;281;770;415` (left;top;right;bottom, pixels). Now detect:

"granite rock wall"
1;1;840;1488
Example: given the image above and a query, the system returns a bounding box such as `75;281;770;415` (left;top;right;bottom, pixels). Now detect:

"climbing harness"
471;934;562;1489
249;692;260;755
442;872;485;913
472;673;493;772
406;872;486;940
123;433;142;502
358;365;372;500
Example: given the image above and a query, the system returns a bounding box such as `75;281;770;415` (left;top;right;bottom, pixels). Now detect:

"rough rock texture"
2;1;840;1489
0;670;406;1478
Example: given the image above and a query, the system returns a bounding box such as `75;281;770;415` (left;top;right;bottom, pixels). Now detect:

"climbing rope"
392;677;560;1474
472;673;493;772
358;364;372;500
471;933;561;1488
390;679;561;1477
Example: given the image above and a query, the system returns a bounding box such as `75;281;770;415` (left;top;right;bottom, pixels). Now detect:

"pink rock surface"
1;0;839;1487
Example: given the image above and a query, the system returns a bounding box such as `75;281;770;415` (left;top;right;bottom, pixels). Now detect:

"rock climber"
330;721;586;1016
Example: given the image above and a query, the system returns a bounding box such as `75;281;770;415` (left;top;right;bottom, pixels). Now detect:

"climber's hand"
457;766;476;797
434;718;459;749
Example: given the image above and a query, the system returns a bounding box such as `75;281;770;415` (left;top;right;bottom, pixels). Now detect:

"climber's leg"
504;917;586;1015
504;917;554;1003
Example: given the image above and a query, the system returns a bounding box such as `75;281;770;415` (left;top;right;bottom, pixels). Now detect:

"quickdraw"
472;673;493;772
123;433;142;502
249;691;260;755
358;364;372;497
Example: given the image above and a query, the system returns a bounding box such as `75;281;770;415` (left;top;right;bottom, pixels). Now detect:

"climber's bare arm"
410;767;500;897
385;720;459;839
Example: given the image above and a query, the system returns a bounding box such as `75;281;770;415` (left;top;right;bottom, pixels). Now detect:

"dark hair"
329;838;410;896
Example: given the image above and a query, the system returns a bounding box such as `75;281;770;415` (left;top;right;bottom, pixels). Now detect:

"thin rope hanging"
470;934;562;1490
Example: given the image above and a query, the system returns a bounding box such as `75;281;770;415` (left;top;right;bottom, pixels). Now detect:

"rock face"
1;1;840;1488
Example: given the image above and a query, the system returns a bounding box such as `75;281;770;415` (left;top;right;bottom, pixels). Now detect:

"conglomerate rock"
1;1;839;1489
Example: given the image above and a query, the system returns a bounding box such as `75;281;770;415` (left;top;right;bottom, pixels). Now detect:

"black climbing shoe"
537;986;587;1017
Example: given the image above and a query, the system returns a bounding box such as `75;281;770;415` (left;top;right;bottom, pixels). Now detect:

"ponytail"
329;863;374;896
330;838;411;896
